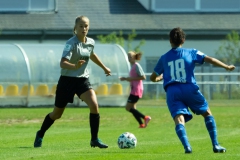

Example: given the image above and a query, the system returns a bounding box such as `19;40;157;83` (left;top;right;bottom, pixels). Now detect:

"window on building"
0;0;57;13
138;0;240;13
145;57;159;96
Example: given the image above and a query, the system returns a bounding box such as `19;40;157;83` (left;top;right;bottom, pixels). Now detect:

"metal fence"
143;72;240;100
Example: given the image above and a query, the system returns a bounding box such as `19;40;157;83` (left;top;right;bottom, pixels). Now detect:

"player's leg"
126;102;144;128
34;106;66;148
167;84;192;153
201;109;226;153
187;85;226;153
126;94;150;128
174;114;192;153
80;89;108;148
34;76;73;148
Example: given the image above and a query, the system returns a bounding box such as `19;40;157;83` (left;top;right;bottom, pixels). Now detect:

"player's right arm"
204;56;235;71
60;58;85;70
60;43;85;70
150;57;164;82
150;72;163;82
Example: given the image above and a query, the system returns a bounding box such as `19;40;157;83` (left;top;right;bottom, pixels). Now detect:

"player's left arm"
136;64;146;80
90;52;111;76
204;56;235;71
120;64;146;81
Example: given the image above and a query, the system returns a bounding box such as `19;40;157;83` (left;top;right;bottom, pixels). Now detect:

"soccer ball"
117;132;137;149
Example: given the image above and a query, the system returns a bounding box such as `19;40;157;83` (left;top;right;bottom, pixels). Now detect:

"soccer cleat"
139;124;145;128
34;131;43;148
213;145;226;153
144;116;151;127
90;138;108;148
184;146;192;154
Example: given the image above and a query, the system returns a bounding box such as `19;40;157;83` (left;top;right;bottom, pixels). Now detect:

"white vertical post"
156;83;159;100
195;0;201;11
14;44;32;107
208;84;211;100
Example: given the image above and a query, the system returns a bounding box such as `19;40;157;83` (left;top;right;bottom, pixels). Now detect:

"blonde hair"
128;51;142;61
73;16;89;35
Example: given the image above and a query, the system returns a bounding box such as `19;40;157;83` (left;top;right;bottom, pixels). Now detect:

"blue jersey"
153;47;206;91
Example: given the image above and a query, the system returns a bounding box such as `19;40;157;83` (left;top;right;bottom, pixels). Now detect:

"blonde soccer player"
120;51;151;128
34;16;111;149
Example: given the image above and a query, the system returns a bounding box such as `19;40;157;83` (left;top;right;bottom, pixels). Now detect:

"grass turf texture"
0;100;240;160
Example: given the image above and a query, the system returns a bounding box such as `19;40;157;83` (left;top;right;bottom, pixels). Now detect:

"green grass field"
0;100;240;160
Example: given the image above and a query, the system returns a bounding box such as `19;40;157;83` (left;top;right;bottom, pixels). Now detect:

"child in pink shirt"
120;51;151;128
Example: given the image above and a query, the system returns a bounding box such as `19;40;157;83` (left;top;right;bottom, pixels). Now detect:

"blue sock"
205;115;218;146
175;124;190;148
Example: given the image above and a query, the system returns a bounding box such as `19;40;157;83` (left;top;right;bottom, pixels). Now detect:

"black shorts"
127;94;140;103
55;76;92;108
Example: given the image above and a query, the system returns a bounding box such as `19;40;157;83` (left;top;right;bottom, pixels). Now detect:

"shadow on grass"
18;146;32;148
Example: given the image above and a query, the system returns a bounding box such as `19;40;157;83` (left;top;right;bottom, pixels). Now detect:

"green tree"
215;31;240;98
96;30;124;47
97;29;145;53
216;30;240;65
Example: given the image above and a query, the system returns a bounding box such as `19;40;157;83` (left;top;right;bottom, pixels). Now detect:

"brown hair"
73;16;89;35
169;27;185;46
128;51;142;61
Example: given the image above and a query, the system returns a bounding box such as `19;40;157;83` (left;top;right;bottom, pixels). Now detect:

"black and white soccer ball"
117;132;137;149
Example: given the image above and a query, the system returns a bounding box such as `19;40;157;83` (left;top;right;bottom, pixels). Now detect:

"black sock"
90;113;100;141
38;114;54;138
129;108;145;125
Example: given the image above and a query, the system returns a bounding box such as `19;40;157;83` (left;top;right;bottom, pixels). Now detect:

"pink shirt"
130;63;144;98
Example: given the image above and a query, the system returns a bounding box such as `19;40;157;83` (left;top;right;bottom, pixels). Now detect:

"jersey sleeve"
135;63;145;76
62;43;73;60
192;49;206;64
153;57;164;76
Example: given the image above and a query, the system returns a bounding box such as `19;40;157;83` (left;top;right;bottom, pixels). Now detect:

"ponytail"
135;52;142;61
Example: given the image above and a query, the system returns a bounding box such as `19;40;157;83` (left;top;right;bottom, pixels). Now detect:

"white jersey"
61;35;95;78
